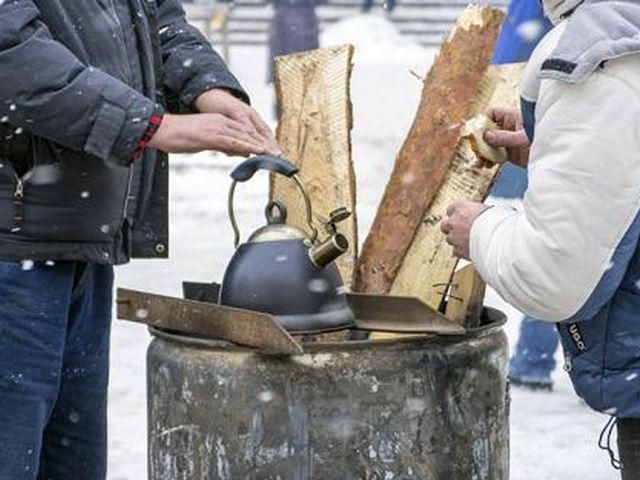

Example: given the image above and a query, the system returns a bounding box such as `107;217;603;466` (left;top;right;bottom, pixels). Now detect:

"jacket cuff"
469;205;518;282
84;95;156;163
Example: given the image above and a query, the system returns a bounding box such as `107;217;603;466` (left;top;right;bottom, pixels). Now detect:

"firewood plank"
271;45;357;287
390;63;525;307
353;5;505;295
444;264;486;328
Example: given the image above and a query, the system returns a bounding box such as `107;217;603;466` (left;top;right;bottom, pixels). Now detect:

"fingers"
445;202;463;217
485;107;521;131
226;108;281;155
217;135;267;156
216;116;273;154
475;157;494;169
246;109;281;155
484;129;529;149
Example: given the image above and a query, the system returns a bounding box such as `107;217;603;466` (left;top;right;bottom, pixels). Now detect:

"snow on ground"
109;15;617;479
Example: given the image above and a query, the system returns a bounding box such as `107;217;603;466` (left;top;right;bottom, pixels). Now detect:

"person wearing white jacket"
441;0;640;476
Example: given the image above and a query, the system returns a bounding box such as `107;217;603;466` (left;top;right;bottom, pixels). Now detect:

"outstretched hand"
149;113;271;157
195;89;281;155
479;107;530;169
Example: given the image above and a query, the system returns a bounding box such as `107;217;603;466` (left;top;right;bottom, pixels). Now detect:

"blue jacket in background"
490;0;552;199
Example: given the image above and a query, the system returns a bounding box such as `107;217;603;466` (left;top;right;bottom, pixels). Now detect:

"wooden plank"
444;264;486;328
116;289;303;355
271;45;358;288
390;63;525;307
353;5;505;296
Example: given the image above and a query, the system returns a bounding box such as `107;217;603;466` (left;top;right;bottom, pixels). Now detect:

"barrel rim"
148;306;506;354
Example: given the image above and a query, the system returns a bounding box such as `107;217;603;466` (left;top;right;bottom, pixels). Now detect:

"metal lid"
247;223;310;244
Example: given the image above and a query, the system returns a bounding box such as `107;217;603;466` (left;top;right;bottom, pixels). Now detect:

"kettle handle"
230;155;299;182
228;156;318;248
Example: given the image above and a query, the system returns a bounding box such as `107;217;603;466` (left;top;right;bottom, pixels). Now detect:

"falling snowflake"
21;260;34;271
517;20;543;42
307;278;329;293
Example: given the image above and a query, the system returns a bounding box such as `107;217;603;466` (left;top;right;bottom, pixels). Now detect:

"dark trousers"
0;261;113;480
619;418;640;479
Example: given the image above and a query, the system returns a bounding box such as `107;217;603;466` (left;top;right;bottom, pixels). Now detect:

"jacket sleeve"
469;62;640;322
0;1;157;163
156;0;249;110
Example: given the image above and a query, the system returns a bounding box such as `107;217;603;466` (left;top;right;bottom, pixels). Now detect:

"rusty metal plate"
117;289;303;355
347;293;465;335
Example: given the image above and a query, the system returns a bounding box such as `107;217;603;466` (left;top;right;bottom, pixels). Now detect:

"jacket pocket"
558;307;610;412
0;138;131;243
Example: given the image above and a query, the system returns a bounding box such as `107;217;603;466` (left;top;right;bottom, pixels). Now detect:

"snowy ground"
108;15;618;479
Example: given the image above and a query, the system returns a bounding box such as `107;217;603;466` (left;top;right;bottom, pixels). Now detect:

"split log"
271;45;357;288
390;63;525;308
353;5;506;296
444;264;486;328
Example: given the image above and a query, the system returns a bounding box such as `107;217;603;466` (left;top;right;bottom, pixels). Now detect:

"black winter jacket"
0;0;248;264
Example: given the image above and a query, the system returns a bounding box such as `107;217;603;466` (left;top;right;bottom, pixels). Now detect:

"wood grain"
271;45;357;287
353;5;505;296
444;264;486;328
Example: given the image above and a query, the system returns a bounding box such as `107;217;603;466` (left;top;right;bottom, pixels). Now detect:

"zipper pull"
12;178;24;233
14;179;23;198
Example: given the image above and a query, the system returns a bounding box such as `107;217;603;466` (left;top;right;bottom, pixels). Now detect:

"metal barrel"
147;308;509;480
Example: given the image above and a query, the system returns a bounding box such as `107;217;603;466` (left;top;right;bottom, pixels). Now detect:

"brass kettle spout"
309;233;349;268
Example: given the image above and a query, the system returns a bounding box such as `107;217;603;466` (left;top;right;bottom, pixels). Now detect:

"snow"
108;15;618;480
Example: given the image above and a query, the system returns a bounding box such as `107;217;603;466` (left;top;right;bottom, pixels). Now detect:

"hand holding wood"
480;107;531;169
441;201;489;259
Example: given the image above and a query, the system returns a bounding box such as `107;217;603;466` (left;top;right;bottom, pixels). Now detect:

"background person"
0;1;276;478
442;0;640;475
492;0;558;392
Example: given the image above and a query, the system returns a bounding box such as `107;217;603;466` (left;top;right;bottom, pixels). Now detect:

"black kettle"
219;155;355;333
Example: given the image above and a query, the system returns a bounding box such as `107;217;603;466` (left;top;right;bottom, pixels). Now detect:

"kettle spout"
309;234;349;268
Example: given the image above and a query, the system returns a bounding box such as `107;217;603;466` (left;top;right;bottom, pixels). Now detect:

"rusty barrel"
147;308;509;480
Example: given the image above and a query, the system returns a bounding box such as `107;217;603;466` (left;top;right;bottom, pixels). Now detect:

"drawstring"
598;416;621;470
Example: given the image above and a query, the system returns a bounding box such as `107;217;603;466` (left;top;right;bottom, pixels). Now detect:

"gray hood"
542;0;584;24
540;0;640;83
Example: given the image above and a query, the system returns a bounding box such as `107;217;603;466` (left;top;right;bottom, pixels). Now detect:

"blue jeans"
0;261;113;480
509;316;560;384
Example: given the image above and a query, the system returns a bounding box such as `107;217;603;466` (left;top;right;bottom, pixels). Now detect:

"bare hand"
195;89;281;155
440;201;488;259
480;107;530;169
148;113;270;156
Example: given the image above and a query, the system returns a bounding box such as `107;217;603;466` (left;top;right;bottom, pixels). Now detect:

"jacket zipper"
108;0;136;259
108;0;135;85
122;166;135;220
9;169;25;233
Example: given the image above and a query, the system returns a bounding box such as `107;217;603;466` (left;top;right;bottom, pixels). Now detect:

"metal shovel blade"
347;293;465;335
117;288;303;355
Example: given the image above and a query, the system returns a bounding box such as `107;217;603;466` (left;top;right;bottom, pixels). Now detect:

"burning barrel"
146;308;508;480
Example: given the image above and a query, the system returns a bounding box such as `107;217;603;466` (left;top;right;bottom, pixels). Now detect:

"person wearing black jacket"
0;1;277;478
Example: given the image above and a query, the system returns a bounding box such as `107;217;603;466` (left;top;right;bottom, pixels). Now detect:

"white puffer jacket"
469;0;640;322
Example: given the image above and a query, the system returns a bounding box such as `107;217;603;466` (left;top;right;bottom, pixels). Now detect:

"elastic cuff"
110;98;157;163
469;205;518;279
133;105;165;161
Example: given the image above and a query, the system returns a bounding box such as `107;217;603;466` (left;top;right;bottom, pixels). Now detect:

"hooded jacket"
0;0;247;264
470;0;640;417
